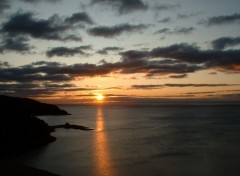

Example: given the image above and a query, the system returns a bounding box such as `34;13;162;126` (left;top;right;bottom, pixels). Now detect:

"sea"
9;104;240;176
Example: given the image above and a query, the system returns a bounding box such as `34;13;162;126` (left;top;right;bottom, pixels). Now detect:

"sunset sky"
0;0;240;104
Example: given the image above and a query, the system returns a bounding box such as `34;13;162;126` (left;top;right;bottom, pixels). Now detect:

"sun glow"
96;94;104;101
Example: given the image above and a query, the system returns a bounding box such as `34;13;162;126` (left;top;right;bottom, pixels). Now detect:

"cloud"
0;61;11;67
0;0;10;14
98;47;123;54
64;12;94;25
154;27;194;35
200;13;240;26
91;0;148;14
150;43;240;72
120;43;240;73
0;11;93;42
20;0;61;3
153;3;180;11
0;55;200;85
177;12;201;19
46;45;91;57
169;74;188;79
211;37;240;50
0;36;32;53
131;84;162;89
120;50;149;60
163;83;238;87
158;17;171;23
0;82;96;97
88;23;148;38
118;52;200;76
131;83;238;90
1;42;240;87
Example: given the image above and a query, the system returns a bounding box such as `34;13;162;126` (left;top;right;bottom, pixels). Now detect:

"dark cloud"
131;84;162;89
150;43;240;72
98;47;123;54
1;42;240;88
211;37;240;50
120;43;240;73
64;12;94;25
0;36;32;53
0;82;95;97
120;50;149;60
0;55;200;85
154;27;194;35
200;13;240;26
131;83;237;90
0;0;10;14
118;51;200;76
0;61;11;68
169;74;188;79
164;83;238;87
46;45;91;57
91;0;148;14
154;3;180;11
0;11;93;42
88;23;148;38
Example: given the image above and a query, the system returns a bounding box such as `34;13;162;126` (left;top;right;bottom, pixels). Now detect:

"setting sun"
96;95;104;101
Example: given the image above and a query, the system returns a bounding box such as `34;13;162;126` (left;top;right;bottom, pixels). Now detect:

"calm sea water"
10;105;240;176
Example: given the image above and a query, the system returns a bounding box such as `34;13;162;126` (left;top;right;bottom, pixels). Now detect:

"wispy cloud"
158;17;171;23
200;13;240;26
177;12;201;19
153;3;180;11
97;47;123;55
87;23;148;38
131;83;238;90
154;27;195;35
169;74;188;79
20;0;61;3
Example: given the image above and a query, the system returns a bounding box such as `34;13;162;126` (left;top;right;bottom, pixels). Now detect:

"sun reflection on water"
94;107;116;176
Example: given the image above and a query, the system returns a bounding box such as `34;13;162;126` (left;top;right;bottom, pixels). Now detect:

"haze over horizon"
0;0;240;104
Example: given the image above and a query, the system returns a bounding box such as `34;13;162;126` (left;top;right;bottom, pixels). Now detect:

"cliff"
0;95;69;116
0;95;70;157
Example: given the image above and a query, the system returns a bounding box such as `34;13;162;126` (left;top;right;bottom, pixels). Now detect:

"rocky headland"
0;95;70;157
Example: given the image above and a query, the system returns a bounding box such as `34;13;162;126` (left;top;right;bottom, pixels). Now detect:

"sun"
96;94;104;101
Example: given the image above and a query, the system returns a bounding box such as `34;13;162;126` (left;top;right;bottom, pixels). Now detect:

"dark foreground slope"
0;160;60;176
0;95;70;157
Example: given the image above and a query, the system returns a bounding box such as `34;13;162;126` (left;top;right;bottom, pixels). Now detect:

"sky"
0;0;240;104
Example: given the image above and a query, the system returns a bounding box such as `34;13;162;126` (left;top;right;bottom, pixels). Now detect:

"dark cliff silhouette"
0;95;69;116
0;95;70;157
